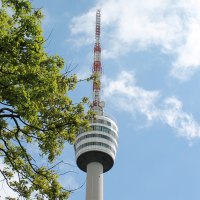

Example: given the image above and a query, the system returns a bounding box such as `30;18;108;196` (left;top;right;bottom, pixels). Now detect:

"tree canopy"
0;0;91;199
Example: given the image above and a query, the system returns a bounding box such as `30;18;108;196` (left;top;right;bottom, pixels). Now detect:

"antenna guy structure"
74;10;118;200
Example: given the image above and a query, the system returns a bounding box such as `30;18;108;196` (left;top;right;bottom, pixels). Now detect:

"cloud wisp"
103;71;200;139
69;0;200;80
0;159;18;199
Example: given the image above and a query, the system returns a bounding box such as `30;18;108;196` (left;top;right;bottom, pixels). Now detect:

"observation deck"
74;114;118;173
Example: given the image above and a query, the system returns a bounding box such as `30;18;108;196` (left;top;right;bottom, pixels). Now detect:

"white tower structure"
74;10;118;200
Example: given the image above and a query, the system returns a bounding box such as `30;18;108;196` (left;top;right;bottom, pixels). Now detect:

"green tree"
0;0;91;199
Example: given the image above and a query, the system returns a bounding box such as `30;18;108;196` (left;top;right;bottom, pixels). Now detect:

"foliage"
0;0;92;199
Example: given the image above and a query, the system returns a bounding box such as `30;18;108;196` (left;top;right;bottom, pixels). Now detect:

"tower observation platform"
75;114;118;172
74;10;118;200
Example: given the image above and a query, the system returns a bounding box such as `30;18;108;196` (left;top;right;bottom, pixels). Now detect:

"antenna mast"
91;9;104;115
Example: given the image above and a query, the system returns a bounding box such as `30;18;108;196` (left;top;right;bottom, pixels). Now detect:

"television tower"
74;10;118;200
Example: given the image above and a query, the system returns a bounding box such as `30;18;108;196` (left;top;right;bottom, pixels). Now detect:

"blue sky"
35;1;200;200
2;0;200;199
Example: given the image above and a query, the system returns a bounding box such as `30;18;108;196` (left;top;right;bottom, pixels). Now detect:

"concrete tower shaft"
86;162;103;200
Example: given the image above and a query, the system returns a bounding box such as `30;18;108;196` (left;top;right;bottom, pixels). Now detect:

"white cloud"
55;160;80;191
0;159;18;199
60;174;79;191
42;8;54;27
0;158;80;199
68;8;96;48
171;19;200;80
103;71;160;120
103;71;200;139
161;97;200;139
69;0;200;80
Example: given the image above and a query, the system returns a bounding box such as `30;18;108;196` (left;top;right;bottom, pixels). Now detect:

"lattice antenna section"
91;9;105;115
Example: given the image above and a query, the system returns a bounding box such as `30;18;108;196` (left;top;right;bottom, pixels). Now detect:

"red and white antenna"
91;9;104;115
